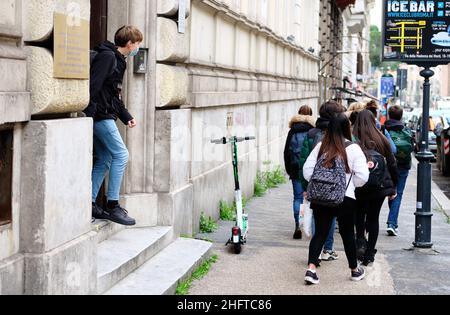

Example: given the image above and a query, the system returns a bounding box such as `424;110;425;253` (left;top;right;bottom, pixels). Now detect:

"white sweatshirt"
303;142;369;200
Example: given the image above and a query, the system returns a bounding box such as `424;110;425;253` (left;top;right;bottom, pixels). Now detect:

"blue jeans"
292;179;304;224
388;168;409;229
92;120;129;202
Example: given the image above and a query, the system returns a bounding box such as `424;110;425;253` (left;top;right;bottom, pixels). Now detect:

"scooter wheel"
234;243;242;254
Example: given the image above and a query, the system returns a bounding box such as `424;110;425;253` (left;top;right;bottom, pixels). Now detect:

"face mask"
129;47;139;57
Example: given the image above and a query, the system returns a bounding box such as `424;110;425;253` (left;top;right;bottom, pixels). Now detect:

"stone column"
0;0;30;295
20;119;97;295
18;0;96;295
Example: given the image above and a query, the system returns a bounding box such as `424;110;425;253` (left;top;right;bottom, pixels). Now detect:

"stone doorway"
90;0;109;207
0;127;13;226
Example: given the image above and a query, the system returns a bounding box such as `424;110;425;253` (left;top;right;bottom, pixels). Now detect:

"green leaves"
199;212;218;233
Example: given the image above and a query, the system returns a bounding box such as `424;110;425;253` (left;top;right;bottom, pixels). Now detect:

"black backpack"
90;50;98;65
363;149;387;190
90;50;117;74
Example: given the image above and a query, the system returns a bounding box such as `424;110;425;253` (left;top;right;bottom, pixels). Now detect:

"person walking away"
353;110;399;266
383;105;414;236
299;101;345;261
366;100;397;154
284;105;316;239
84;25;143;226
303;113;369;285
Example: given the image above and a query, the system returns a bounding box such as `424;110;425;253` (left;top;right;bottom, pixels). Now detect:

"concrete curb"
431;181;450;219
413;157;450;219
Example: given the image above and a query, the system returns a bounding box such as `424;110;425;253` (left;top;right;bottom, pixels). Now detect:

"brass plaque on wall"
54;12;89;79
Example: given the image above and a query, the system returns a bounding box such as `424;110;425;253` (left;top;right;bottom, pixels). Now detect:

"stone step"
104;238;213;295
97;226;174;294
92;220;126;244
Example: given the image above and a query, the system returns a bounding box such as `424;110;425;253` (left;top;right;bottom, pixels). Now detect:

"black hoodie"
83;41;134;125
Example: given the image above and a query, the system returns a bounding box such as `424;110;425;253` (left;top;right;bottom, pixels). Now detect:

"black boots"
293;222;303;239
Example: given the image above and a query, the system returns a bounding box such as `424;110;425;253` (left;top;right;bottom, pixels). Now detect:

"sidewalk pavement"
190;164;450;295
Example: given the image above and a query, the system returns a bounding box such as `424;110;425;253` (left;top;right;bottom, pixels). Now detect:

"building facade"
318;0;374;105
0;0;322;294
341;0;374;92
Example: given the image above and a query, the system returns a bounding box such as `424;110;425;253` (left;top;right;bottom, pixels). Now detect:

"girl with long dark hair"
353;110;399;265
303;113;369;285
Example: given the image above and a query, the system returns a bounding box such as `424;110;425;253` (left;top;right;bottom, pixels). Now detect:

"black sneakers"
104;204;136;226
362;249;377;266
92;202;136;226
92;203;106;220
351;267;366;281
356;237;368;262
305;269;320;285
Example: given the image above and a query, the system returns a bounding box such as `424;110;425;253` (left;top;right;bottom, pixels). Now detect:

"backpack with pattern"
307;142;353;207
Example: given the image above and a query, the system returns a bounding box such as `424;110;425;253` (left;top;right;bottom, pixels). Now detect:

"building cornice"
194;0;321;62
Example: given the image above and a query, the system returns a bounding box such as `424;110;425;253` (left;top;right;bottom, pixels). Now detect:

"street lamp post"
414;65;435;248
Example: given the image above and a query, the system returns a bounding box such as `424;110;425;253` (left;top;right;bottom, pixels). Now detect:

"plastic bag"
301;200;313;238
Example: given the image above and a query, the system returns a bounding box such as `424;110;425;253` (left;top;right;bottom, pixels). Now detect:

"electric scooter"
211;136;256;254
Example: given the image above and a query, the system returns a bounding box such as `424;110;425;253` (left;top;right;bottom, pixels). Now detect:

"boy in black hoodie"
84;26;143;226
384;105;414;236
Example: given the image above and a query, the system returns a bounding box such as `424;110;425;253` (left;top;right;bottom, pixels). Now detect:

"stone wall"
154;0;320;234
0;0;30;295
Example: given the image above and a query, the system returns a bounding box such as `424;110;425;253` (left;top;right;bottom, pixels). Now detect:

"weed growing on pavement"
254;172;268;197
219;195;249;221
199;212;218;233
265;165;286;188
219;200;236;221
176;255;219;295
254;165;287;197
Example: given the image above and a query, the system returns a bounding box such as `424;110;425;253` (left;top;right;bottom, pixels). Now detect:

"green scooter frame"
211;136;256;254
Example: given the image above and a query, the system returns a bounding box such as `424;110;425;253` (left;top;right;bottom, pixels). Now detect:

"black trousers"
356;197;385;252
308;197;358;269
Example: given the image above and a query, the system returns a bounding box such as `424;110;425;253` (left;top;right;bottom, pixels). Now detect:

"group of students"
284;100;414;285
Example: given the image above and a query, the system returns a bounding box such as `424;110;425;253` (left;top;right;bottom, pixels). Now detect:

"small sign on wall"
54;12;89;79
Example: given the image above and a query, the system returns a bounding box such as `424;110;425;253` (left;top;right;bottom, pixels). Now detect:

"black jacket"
384;119;413;170
83;41;134;125
284;115;315;180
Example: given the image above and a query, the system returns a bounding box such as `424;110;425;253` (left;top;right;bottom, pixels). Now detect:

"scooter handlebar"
211;137;227;144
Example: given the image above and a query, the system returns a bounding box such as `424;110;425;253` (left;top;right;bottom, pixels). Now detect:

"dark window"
90;0;108;49
0;128;13;226
357;53;363;75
